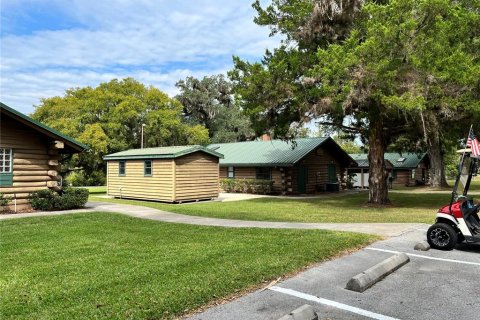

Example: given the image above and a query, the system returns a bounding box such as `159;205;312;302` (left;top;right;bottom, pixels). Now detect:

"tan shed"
0;102;87;211
104;146;223;203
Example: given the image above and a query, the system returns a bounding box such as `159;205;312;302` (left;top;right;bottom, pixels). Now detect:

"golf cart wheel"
427;223;458;251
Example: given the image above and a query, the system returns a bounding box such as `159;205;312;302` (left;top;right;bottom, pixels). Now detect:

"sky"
0;0;281;115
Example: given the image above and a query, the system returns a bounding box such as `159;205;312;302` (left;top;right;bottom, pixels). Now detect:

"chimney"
260;134;271;141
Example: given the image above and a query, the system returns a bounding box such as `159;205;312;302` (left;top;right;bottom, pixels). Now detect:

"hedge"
29;188;89;211
220;178;274;194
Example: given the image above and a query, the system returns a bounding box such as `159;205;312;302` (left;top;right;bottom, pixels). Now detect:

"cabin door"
328;164;337;183
298;165;307;193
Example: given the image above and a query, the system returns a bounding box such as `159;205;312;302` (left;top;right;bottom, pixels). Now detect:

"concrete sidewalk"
0;201;424;237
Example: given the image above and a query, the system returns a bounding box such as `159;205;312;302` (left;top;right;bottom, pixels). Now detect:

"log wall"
0;114;61;211
218;145;347;195
219;167;284;193
295;147;344;193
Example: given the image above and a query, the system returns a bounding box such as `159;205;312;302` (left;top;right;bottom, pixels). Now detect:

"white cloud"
0;0;281;114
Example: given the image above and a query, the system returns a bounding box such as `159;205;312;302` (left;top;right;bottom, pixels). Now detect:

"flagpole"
449;125;473;211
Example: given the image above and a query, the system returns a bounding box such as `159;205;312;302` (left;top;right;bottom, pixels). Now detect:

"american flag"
467;129;480;157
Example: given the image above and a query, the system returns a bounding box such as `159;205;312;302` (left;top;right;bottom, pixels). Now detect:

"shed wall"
174;152;219;201
107;159;174;201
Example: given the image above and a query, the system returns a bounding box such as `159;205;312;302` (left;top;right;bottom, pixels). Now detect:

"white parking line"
269;286;400;320
366;248;480;266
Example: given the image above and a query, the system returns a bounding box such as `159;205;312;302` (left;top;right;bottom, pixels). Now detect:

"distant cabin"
348;153;430;188
104;146;223;203
208;137;355;195
0;102;87;211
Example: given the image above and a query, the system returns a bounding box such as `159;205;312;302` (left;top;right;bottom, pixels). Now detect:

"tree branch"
318;121;364;134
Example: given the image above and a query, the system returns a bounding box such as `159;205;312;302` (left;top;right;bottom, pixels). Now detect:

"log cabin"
0;102;87;211
208;137;355;195
104;146;223;203
349;152;430;187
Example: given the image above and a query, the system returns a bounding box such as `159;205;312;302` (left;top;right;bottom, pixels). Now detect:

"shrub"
220;179;236;192
28;189;56;211
220;179;274;194
66;171;106;187
29;188;89;211
0;193;12;212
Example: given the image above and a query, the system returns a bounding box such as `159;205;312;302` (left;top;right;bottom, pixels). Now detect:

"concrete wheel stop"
414;241;430;251
345;253;410;293
278;304;318;320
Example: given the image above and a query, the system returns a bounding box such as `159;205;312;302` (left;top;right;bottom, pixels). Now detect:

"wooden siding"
1;114;61;211
292;146;345;194
219;167;284;193
393;167;428;187
107;159;174;202
174;152;219;201
219;145;347;195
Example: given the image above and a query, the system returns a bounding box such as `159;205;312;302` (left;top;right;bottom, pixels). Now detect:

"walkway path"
0;201;425;237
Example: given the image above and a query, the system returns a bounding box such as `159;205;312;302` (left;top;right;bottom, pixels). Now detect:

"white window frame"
144;160;153;176
0;148;12;173
227;166;235;178
119;161;126;176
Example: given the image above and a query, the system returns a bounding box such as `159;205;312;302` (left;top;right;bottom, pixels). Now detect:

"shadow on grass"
233;192;451;210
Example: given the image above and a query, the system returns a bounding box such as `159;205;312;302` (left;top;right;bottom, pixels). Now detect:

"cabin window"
256;167;271;180
119;161;126;176
227;166;235;178
411;169;416;179
0;148;13;186
144;160;153;176
0;148;12;173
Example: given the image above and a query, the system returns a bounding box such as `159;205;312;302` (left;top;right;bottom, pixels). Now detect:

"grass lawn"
447;176;480;192
90;191;452;224
0;212;375;320
84;186;107;194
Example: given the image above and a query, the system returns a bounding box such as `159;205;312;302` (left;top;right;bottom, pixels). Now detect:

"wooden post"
361;169;364;189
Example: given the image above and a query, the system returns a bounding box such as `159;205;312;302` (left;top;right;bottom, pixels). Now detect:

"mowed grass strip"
85;186;107;194
0;212;375;320
90;191;451;223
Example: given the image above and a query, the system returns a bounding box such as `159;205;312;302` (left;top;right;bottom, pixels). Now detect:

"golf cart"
427;150;480;250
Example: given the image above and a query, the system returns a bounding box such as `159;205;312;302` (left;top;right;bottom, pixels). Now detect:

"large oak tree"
33;78;209;185
231;0;480;204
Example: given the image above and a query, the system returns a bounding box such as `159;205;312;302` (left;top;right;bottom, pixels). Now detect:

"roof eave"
104;147;224;161
219;163;294;167
1;102;88;152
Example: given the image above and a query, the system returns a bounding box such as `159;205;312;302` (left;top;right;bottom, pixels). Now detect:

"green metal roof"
104;145;223;160
350;152;428;169
0;102;88;152
208;137;351;167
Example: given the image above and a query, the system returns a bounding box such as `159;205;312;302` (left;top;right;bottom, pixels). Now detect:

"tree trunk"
368;113;390;204
428;137;449;188
422;110;449;188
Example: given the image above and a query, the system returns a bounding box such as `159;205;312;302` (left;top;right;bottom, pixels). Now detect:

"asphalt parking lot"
188;225;480;320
